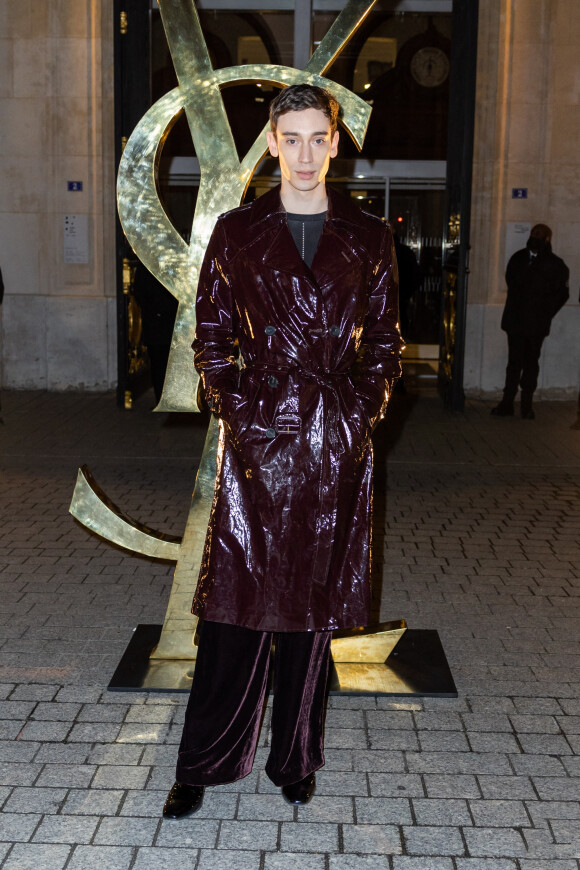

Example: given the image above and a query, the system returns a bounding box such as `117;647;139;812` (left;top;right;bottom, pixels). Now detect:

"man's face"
266;107;339;195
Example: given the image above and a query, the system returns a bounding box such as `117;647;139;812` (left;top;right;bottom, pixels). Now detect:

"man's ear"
266;130;279;158
330;129;339;158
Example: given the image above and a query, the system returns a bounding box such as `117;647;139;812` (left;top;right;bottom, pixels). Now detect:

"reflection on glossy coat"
192;186;403;632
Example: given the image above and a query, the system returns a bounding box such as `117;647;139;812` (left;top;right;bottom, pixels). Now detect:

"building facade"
0;0;578;398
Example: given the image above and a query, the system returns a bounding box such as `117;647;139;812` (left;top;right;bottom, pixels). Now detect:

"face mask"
526;236;544;253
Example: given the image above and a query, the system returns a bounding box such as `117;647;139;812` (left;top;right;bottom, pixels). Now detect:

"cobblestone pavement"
1;387;580;869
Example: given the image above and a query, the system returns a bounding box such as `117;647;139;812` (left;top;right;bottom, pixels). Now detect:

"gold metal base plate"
108;625;457;696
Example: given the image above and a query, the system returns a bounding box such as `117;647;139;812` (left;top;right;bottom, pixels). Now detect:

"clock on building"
410;46;450;88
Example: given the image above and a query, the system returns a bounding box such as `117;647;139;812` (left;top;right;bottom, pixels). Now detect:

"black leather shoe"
162;782;205;819
282;773;316;805
521;407;535;420
490;402;514;417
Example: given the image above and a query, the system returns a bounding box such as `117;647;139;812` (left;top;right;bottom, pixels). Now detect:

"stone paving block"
32;814;99;844
34;743;91;764
264;853;325;870
469;799;531;827
132;847;199;869
315;772;369;796
352;751;404;772
143;766;174;791
419;731;471;752
4;786;67;814
116;724;170;744
463;827;527;857
354;797;411;825
218;820;278;850
325;709;365;729
31;702;81;721
0;743;39;762
55;686;102;704
94;816;159;847
280;821;338;852
17;721;71;741
0;812;41;842
510;714;560;733
67;845;135;870
368;773;424;797
532;778;580;801
294;796;354;823
342;823;402;854
412;797;472;826
477;775;537;800
407;752;512;776
328;857;390;869
92;765;149;790
368;729;419;750
10;685;59;701
365;711;415;729
124;705;174;724
392;860;454;870
1;842;71;870
197;850;260;870
511;755;567;776
455;862;518;869
88;744;143;765
155;818;219;849
461;714;513;733
414;713;464;731
139;746;177;766
319;749;353;771
402;825;465;856
36;764;95;789
77;705;129;723
61;788;124;816
324;729;368;749
0;701;36;719
237;794;294;821
519;861;579;869
0;763;42;786
467;733;521;754
513;697;563;714
68;723;122;743
519;734;573;755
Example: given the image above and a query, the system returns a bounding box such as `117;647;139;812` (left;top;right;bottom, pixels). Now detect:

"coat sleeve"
355;222;404;426
192;218;240;417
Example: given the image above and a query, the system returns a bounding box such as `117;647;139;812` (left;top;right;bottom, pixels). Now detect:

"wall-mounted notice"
64;214;89;264
505;221;531;269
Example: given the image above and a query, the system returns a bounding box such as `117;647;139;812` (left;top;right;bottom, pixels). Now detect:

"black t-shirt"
286;211;326;269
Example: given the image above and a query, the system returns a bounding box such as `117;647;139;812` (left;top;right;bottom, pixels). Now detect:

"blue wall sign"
67;181;83;191
512;188;528;199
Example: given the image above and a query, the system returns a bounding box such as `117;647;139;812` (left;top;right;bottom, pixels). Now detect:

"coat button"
268;376;278;388
265;427;276;439
329;325;341;337
265;325;276;336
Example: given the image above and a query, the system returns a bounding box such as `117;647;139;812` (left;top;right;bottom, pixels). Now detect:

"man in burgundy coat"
163;84;403;818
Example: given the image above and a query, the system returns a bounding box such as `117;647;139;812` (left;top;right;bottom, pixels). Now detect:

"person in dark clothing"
161;84;402;820
491;223;569;419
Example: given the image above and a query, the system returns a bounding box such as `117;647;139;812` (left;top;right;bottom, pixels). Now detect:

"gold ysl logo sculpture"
69;0;406;685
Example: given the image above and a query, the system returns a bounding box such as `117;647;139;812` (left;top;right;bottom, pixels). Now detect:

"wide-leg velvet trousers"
175;620;332;787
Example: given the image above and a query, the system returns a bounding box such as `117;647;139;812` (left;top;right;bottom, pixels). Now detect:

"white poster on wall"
505;222;531;269
64;214;89;264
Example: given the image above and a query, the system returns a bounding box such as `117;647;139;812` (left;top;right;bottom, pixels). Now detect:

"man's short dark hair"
269;84;340;135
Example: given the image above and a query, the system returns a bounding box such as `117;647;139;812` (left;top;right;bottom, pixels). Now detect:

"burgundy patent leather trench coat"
192;186;403;632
